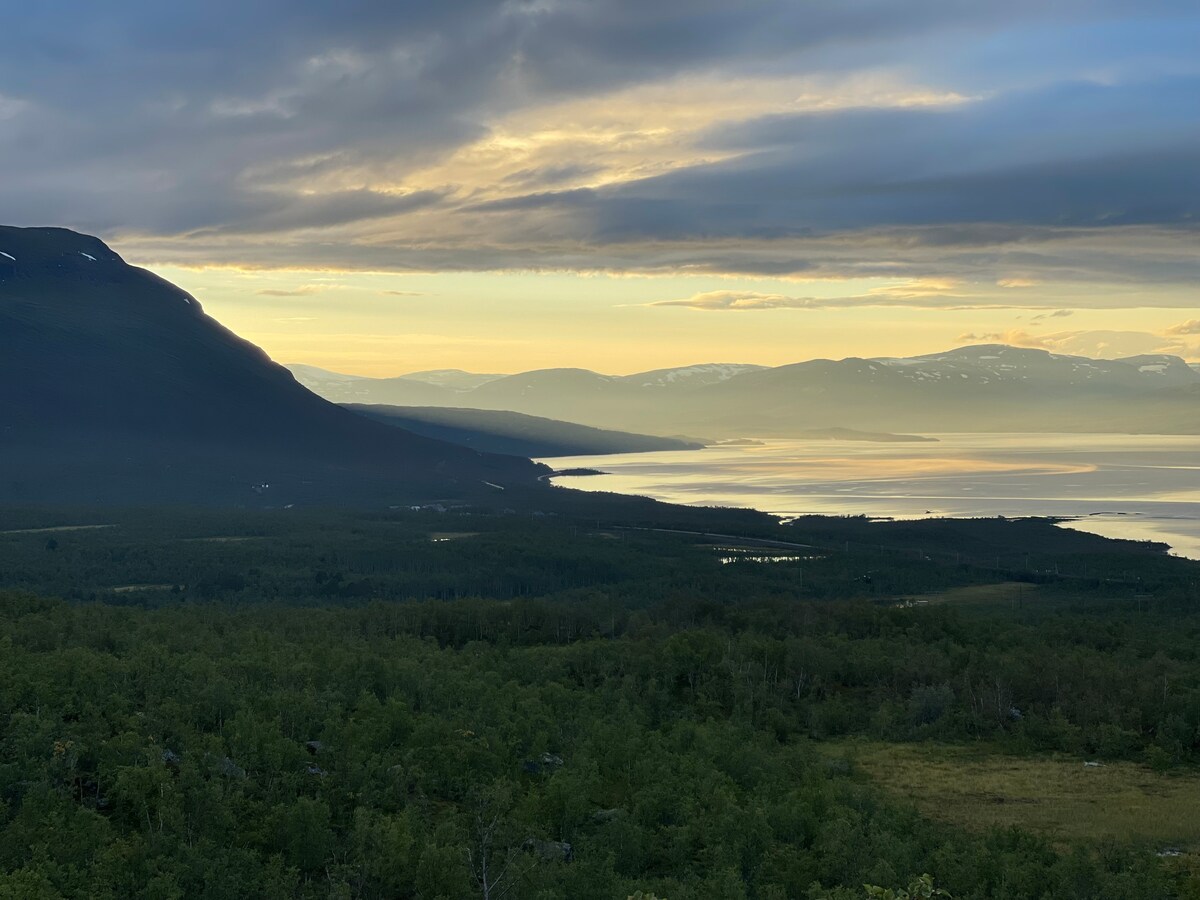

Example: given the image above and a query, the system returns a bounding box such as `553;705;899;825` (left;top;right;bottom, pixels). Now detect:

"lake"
540;433;1200;558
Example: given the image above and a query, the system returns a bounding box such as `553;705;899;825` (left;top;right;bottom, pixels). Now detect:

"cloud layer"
1;0;1197;307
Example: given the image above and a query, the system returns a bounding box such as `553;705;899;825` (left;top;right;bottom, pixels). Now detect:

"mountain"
284;365;505;400
290;364;768;427
347;405;704;457
619;363;767;389
690;345;1200;435
874;346;1199;390
0;226;546;505
285;365;458;405
287;363;764;410
399;369;505;390
294;344;1200;438
466;368;626;420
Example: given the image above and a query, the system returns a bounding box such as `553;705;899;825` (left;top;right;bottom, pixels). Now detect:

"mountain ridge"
348;405;704;457
291;344;1200;437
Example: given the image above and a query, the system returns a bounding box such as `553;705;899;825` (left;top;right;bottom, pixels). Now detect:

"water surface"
541;434;1200;558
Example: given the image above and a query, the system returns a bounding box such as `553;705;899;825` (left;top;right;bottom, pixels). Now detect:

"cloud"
0;94;27;121
650;281;1079;313
196;189;449;236
956;329;1051;349
1029;309;1074;322
1165;319;1200;336
381;290;425;297
0;0;1197;303
650;290;841;311
117;225;1200;311
500;163;606;190
258;286;322;296
492;78;1200;249
647;285;997;312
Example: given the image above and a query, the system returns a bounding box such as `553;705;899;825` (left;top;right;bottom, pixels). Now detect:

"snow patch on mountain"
872;345;1200;388
625;363;766;388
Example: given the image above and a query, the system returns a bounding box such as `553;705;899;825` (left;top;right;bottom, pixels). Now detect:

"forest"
2;504;1200;898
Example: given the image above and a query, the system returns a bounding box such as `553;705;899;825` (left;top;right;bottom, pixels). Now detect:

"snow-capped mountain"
874;345;1200;389
622;363;767;389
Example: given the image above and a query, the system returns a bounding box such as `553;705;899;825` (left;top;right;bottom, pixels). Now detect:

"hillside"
346;404;704;457
0;226;546;505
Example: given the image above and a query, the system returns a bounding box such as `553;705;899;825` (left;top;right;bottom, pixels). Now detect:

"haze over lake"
545;433;1200;558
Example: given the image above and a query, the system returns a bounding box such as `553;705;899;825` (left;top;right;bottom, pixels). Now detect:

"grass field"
825;740;1200;853
895;581;1038;608
0;524;116;535
429;531;480;542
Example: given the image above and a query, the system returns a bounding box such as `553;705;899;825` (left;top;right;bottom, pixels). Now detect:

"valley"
2;504;1199;896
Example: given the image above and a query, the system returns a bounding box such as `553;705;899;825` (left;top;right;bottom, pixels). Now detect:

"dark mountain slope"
0;226;545;505
347;404;704;457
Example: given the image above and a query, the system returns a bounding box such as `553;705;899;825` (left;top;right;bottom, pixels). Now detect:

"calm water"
541;434;1200;558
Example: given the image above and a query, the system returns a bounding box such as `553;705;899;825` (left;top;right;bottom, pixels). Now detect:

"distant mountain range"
291;347;1200;437
0;226;546;505
288;363;765;408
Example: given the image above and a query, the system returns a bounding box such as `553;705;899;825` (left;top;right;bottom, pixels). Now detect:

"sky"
2;1;1198;375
